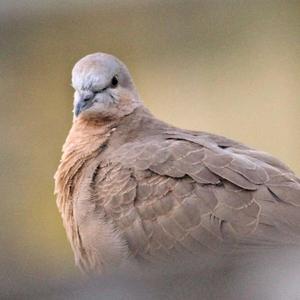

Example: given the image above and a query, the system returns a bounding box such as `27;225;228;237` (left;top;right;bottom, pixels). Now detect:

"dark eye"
110;76;118;88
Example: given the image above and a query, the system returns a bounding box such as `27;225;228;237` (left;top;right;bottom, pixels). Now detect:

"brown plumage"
55;53;300;273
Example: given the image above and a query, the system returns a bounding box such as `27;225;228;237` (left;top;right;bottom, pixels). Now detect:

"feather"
55;53;300;273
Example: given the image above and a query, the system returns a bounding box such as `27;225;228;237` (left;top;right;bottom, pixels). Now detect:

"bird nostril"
83;95;92;102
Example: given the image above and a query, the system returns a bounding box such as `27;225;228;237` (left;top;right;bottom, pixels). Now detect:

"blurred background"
1;0;299;299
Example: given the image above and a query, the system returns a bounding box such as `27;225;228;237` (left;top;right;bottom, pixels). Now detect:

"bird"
54;52;300;274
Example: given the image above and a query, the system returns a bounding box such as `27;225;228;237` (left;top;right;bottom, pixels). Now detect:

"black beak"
75;94;94;117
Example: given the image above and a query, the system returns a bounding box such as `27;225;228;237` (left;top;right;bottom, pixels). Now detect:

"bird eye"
110;76;118;88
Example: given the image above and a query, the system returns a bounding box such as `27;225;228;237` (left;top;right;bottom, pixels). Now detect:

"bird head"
71;53;141;120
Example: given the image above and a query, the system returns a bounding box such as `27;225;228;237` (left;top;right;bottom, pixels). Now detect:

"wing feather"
94;133;300;259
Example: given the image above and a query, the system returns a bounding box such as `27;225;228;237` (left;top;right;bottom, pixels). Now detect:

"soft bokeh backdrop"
1;0;299;298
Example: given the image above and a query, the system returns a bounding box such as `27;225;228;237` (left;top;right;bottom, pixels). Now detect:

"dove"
55;52;300;274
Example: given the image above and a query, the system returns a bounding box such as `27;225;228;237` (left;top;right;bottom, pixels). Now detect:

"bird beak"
74;100;85;117
74;93;94;117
